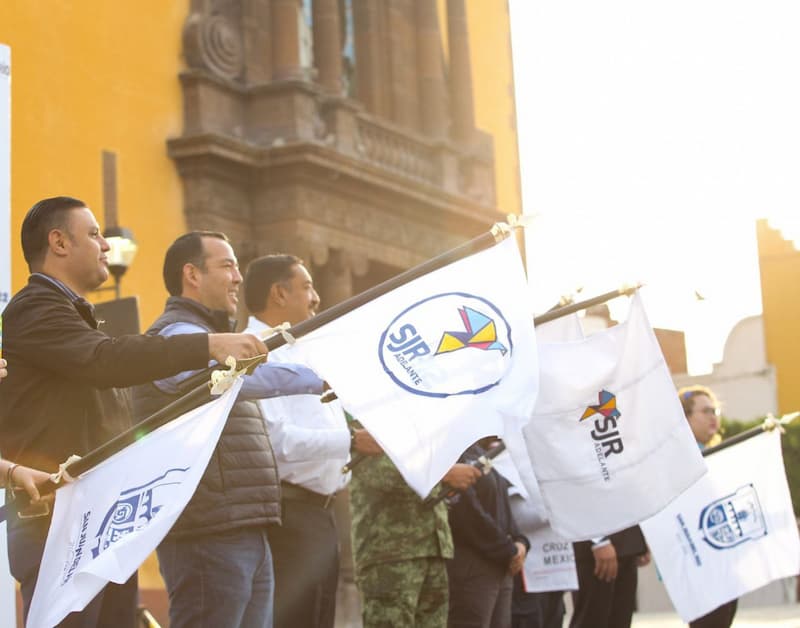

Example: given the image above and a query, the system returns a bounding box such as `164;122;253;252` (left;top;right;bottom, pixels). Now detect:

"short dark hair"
163;231;229;296
244;254;303;313
21;196;87;270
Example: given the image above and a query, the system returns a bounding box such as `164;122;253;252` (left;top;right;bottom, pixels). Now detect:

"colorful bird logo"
435;306;507;356
580;390;621;422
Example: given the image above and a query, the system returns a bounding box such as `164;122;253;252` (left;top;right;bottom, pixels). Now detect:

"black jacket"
573;526;647;563
448;444;530;569
0;275;208;472
131;297;282;538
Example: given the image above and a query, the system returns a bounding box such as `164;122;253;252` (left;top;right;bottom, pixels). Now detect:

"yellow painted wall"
757;219;800;414
0;1;189;329
438;0;522;218
466;0;522;218
1;1;191;592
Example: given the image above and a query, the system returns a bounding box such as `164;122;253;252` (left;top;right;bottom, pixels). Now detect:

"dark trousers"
269;494;339;628
511;574;564;628
569;555;637;628
447;544;513;628
7;516;138;627
689;599;738;628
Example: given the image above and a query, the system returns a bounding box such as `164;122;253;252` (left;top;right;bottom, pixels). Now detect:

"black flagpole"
175;225;510;393
1;224;512;521
702;412;799;458
534;284;641;326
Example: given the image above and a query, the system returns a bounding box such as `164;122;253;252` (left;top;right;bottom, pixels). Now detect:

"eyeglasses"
696;407;721;417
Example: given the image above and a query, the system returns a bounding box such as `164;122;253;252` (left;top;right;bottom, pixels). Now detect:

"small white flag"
287;236;539;497
519;294;705;540
640;429;800;622
27;380;242;628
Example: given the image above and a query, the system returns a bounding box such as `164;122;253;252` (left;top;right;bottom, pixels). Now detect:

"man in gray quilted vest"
131;231;326;628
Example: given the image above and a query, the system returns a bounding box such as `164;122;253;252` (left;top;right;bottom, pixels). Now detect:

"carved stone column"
312;0;343;94
446;0;475;144
315;249;368;308
415;0;447;139
242;0;272;83
387;0;419;130
352;0;384;116
271;0;304;79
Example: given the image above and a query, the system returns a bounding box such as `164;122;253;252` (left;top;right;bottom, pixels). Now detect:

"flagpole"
702;411;799;458
341;283;643;474
176;224;514;393
533;284;641;327
0;360;262;522
0;223;516;521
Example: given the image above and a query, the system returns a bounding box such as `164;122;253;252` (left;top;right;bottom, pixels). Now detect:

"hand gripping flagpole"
701;411;800;458
0;219;522;521
174;218;523;394
0;357;261;522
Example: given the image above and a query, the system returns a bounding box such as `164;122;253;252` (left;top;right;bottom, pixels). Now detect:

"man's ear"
47;228;70;258
183;262;201;290
269;281;286;307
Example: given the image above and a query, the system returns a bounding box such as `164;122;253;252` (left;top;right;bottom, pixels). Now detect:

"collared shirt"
30;273;81;301
153;320;325;400
245;316;350;496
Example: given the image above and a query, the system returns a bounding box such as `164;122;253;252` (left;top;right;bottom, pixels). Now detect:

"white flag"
520;294;705;540
27;380;242;628
287;236;539;497
640;429;800;622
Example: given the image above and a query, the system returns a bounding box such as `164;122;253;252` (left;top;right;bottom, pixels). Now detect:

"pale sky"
509;0;800;374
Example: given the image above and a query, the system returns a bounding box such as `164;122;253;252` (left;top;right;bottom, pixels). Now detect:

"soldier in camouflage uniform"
350;452;480;627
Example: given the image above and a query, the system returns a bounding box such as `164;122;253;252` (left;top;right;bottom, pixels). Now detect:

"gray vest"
132;297;280;538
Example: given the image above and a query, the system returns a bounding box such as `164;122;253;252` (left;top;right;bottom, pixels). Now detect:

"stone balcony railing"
355;115;440;186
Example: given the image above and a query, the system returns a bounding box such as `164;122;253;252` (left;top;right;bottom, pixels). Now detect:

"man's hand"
0;357;7;382
592;543;618;582
8;464;52;504
509;541;527;575
351;429;383;456
441;463;481;490
636;551;651;567
208;333;267;364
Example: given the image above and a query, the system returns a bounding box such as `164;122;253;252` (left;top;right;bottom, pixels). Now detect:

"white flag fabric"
287;236;539;497
519;294;705;540
27;380;242;628
640;429;800;622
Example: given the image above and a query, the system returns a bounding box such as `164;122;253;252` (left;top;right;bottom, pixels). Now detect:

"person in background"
350;449;481;627
570;527;649;628
678;385;737;628
447;438;529;628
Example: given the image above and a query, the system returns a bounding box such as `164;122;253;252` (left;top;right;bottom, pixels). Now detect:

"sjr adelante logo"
581;390;625;482
378;292;513;397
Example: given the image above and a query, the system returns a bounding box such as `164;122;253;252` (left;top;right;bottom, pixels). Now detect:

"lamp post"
101;226;138;299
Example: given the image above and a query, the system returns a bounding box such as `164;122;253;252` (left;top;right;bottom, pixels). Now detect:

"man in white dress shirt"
243;254;381;628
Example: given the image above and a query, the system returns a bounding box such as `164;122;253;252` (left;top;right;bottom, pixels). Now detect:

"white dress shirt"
245;316;351;496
